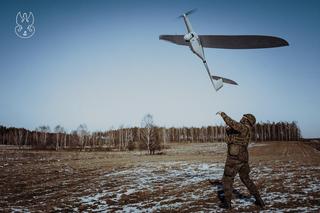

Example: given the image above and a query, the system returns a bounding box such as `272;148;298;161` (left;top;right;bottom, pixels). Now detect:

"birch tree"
77;124;89;150
141;114;155;154
54;125;65;150
36;125;50;147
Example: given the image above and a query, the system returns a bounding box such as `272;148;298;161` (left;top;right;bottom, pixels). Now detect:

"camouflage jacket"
221;112;251;161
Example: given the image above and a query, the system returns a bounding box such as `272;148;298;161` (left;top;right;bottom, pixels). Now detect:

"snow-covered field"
74;161;320;212
77;162;224;212
1;142;319;212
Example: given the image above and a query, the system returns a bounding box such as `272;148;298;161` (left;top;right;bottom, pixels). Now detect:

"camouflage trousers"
222;158;260;204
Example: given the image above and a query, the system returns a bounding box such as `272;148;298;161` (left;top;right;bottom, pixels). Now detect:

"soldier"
216;112;265;209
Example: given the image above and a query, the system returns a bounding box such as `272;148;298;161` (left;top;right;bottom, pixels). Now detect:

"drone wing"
199;35;289;49
159;35;289;49
159;35;188;46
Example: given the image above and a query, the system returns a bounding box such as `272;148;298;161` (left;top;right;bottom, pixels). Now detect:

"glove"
216;111;225;116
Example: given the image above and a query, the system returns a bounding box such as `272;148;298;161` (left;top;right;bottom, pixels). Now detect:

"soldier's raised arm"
219;112;248;134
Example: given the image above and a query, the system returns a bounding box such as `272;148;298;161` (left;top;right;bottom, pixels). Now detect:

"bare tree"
17;128;24;148
141;114;158;154
77;124;89;150
54;125;65;150
36;125;50;147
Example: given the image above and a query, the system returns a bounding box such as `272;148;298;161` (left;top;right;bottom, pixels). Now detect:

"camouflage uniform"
220;112;264;208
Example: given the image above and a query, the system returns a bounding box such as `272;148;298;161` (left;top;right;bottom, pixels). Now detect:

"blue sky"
0;0;319;137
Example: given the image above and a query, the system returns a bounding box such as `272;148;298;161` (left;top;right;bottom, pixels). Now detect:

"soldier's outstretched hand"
216;111;224;116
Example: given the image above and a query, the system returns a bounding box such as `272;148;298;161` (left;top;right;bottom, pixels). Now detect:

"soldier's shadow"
209;179;252;204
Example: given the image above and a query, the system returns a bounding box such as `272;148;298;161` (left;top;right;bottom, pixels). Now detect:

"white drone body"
181;13;223;91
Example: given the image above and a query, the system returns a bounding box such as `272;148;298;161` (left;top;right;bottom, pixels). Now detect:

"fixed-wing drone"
160;9;289;91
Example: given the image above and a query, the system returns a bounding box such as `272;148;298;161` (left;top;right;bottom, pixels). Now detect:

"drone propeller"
178;8;197;18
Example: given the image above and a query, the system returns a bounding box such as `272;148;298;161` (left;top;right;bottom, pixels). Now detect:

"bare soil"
0;141;319;212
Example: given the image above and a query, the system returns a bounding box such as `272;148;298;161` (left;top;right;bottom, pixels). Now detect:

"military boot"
219;201;231;209
254;195;265;208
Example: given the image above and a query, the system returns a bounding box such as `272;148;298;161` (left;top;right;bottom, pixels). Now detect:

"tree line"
0;120;301;152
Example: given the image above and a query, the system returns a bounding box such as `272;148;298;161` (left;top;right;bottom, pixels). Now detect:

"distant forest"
0;121;301;151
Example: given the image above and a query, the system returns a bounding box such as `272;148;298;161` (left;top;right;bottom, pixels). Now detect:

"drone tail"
213;78;223;91
211;76;238;85
203;61;224;91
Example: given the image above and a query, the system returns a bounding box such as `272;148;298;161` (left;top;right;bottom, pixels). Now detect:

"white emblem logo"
15;12;35;39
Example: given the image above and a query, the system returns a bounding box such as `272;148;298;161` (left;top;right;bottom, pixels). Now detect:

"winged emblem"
15;12;35;38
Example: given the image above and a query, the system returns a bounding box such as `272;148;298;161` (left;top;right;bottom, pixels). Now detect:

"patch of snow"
10;207;30;213
118;206;141;213
124;188;136;195
249;143;268;147
80;192;105;205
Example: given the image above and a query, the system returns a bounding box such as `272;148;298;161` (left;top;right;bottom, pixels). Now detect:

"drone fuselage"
182;14;206;62
182;13;222;91
185;32;206;62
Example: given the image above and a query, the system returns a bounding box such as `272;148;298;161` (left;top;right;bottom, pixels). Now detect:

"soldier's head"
240;114;256;127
